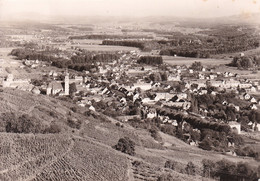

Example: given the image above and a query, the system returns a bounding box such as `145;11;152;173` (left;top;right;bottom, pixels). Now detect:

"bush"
113;137;135;156
157;174;178;181
5;114;43;133
149;127;162;142
70;106;77;113
67;118;82;129
164;160;178;170
235;146;259;159
45;122;61;133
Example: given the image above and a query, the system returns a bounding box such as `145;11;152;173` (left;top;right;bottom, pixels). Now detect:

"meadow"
71;39;139;52
163;56;231;67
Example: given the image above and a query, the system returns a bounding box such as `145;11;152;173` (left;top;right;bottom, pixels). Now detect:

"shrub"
157;174;178;181
149;127;162;142
67;118;82;129
45;122;61;133
132;160;143;167
5;114;43;133
165;160;177;170
113;137;135;156
70;106;77;113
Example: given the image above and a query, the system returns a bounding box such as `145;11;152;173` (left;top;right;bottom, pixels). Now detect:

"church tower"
64;70;69;95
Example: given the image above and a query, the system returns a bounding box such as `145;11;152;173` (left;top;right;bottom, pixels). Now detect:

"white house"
229;122;241;134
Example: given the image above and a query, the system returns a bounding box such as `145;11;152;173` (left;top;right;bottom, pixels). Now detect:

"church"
46;72;69;96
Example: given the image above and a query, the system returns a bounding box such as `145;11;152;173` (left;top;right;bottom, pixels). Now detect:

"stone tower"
64;70;69;95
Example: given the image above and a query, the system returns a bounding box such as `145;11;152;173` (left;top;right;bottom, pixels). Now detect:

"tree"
113;137;135;156
69;82;77;95
199;138;213;150
185;161;196;175
202;159;216;178
190;61;203;71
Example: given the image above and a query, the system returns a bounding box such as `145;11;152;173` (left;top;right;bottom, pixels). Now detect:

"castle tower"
64;70;69;95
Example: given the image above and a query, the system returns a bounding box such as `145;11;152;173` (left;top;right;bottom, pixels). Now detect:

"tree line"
10;48;119;72
137;56;163;65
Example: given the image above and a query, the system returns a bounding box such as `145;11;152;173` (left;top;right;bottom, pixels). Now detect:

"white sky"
0;0;259;18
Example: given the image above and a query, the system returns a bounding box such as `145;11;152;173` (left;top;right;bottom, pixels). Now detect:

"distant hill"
2;12;260;25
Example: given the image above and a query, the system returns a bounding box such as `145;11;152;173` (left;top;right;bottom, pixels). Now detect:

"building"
64;72;69;95
46;81;63;95
229;122;241;134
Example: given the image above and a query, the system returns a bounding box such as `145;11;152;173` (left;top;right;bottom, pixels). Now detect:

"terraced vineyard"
0;134;72;181
0;134;129;181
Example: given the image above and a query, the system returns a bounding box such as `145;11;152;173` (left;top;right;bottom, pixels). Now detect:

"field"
163;56;231;67
214;65;260;79
70;39;139;52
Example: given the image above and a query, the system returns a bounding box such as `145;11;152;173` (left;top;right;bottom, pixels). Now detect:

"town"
0;5;260;181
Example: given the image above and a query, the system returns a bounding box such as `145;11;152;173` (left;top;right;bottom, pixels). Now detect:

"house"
73;76;84;84
250;87;257;92
154;93;174;101
209;74;215;80
31;87;41;94
253;123;260;131
250;97;257;103
243;93;251;100
147;108;157;119
229;122;241;134
210;80;224;88
89;105;96;112
164;102;191;110
199;89;207;95
250;104;258;110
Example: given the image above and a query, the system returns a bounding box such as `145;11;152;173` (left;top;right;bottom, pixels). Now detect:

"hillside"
0;88;258;180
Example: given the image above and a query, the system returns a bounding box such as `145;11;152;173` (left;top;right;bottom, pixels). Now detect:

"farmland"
70;39;139;52
163;56;231;67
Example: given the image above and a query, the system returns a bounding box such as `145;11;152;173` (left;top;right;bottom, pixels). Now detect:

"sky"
0;0;260;19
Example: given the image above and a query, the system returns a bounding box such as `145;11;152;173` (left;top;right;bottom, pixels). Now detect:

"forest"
10;48;119;72
230;55;260;68
99;25;260;58
137;56;163;65
102;40;145;50
69;34;153;40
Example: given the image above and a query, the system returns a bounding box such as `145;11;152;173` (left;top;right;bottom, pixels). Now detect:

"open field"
74;44;139;52
163;56;231;67
214;65;260;79
0;48;24;77
70;39;140;52
212;46;260;59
